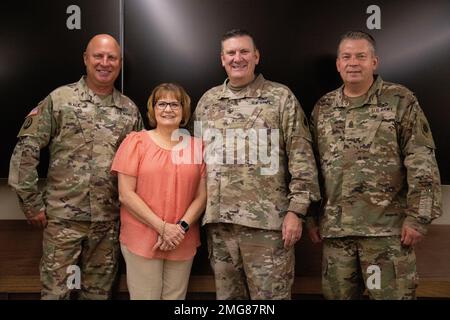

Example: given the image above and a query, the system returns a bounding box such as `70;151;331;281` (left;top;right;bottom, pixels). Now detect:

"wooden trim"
1;220;449;298
2;274;449;298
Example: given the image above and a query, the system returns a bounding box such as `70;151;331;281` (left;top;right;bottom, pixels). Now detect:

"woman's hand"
161;222;185;247
152;235;181;251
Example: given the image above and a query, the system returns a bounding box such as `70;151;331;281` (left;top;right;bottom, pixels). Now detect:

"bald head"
83;34;122;95
85;34;121;57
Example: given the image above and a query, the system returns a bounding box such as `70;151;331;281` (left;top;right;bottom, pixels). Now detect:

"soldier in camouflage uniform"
191;29;320;299
308;31;442;299
8;34;143;299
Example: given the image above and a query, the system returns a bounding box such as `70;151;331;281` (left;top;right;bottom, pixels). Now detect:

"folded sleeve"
111;131;143;177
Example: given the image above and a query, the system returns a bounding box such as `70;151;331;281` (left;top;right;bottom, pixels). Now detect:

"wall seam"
120;0;124;93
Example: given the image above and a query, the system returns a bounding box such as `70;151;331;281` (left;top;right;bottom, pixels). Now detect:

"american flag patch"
27;107;39;117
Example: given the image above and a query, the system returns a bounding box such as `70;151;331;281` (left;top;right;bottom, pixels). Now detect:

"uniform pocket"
40;241;56;271
369;114;399;156
392;247;418;299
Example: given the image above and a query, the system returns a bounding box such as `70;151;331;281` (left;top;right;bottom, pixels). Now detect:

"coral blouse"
111;131;205;260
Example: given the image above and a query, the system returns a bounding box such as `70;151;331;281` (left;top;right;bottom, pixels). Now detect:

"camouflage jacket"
192;74;320;230
310;76;442;237
9;77;143;221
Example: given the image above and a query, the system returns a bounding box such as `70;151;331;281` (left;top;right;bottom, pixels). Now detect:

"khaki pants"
121;244;193;300
206;223;294;300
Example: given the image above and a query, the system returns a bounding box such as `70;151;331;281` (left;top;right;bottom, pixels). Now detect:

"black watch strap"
177;220;190;232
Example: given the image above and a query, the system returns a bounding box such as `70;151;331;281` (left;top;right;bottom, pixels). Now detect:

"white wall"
1;178;449;224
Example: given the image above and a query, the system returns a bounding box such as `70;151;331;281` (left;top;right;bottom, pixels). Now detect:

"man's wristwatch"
177;220;190;232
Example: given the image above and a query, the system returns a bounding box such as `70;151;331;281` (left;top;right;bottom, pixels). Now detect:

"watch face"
180;221;189;231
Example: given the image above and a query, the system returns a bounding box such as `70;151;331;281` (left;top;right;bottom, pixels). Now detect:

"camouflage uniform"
322;236;418;299
9;77;143;299
310;75;442;299
192;74;320;299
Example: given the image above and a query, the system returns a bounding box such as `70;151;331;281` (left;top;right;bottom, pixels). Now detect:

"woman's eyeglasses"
155;101;182;110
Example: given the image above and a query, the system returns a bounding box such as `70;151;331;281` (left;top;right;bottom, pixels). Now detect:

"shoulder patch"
17;103;44;137
414;112;435;149
18;114;40;137
23;117;33;129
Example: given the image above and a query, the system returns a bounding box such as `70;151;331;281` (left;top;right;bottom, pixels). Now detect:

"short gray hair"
337;31;376;56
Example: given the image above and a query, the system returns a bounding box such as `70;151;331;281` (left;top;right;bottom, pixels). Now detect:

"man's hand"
282;211;303;249
308;225;322;244
27;210;47;228
401;225;423;246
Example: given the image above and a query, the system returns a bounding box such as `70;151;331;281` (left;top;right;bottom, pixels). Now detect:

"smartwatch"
177;220;190;232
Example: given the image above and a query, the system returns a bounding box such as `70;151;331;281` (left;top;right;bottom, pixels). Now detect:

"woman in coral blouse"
111;83;206;300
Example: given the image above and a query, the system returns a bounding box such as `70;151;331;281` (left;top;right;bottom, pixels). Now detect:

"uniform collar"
333;75;383;109
76;76;122;108
218;74;265;100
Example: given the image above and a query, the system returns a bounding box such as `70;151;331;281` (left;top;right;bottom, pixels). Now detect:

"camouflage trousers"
322;236;418;300
206;223;294;300
40;216;120;300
